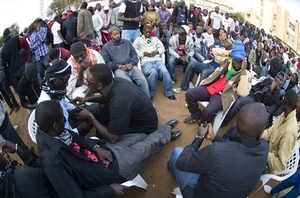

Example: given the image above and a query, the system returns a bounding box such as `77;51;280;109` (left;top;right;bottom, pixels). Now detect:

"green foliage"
47;0;82;17
233;12;245;23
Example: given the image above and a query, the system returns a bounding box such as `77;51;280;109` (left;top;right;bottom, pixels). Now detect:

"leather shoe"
171;130;182;141
165;119;178;129
167;95;177;100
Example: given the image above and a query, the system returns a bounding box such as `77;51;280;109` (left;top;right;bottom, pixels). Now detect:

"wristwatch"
195;133;205;139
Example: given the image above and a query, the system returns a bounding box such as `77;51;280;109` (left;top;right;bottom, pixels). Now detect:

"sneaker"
173;87;184;93
189;82;195;89
263;185;272;195
183;116;201;124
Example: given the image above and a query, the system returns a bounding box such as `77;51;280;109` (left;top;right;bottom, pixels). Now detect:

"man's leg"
168;55;180;82
1;78;19;109
179;60;197;91
259;66;268;77
121;30;132;42
132;29;141;43
0;82;14;109
270;169;300;196
199;67;215;82
156;60;174;97
201;93;223;123
128;67;150;98
221;96;254;127
169;147;200;191
193;49;205;63
185;86;210;119
114;69;133;82
106;125;171;180
141;61;158;98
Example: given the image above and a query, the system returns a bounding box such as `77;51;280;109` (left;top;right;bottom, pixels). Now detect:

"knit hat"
109;25;121;33
231;40;246;60
45;60;71;79
181;25;189;35
70;42;86;55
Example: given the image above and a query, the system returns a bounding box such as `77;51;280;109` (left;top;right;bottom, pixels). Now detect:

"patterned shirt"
29;27;48;61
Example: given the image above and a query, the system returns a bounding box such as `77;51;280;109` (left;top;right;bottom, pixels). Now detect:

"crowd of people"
0;0;300;197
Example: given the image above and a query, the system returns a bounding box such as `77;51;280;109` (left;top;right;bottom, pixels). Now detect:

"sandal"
183;116;201;124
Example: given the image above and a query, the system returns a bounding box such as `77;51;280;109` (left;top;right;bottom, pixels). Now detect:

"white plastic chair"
254;142;299;194
198;99;236;133
27;109;38;144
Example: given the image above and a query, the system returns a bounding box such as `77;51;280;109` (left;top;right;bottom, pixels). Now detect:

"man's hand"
144;52;152;57
75;108;93;120
118;65;127;71
241;58;247;71
124;64;132;71
2;140;17;153
110;183;128;195
76;121;92;132
151;50;158;57
94;147;113;162
80;59;89;72
197;123;208;137
179;56;187;63
204;123;216;141
72;97;86;106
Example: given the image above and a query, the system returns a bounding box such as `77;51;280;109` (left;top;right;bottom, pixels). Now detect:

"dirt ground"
8;68;280;198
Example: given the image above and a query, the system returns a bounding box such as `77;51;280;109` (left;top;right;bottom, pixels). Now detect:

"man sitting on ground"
18;63;41;111
67;41;105;99
261;89;298;174
184;40;252;124
74;64;181;143
38;59;94;136
169;102;269;198
101;26;150;98
35;100;175;197
132;25;176;101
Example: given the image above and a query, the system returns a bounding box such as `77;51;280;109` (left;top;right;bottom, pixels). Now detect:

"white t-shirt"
202;15;209;26
202;32;214;47
51;21;63;45
223;17;233;32
210;12;222;29
119;1;143;13
230;19;239;32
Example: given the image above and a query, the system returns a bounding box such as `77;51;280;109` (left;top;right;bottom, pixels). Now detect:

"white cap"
181;25;189;34
103;4;110;10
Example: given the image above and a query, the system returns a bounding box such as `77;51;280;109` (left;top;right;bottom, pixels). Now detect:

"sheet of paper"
171;187;183;198
121;174;148;190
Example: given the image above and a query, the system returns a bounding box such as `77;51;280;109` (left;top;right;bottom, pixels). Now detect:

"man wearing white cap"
100;4;113;45
168;25;194;82
117;0;144;43
111;0;124;30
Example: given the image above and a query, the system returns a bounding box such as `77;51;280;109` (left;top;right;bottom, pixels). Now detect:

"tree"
47;0;82;17
233;12;245;23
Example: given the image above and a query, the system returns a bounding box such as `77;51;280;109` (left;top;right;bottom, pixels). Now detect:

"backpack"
176;7;186;25
42;24;53;46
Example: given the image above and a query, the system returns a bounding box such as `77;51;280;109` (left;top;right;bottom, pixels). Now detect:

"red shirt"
19;36;29;62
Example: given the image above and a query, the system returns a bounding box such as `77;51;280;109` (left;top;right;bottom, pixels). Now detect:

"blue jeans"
35;54;48;79
168;55;188;82
270;169;300;198
193;49;205;63
141;60;174;97
121;29;141;43
114;66;150;98
180;58;215;90
169;147;200;191
222;96;254;127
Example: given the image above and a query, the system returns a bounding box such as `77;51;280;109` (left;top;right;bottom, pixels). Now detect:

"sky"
0;0;299;35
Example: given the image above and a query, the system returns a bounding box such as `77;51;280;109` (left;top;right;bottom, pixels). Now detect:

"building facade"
245;0;300;55
185;0;234;13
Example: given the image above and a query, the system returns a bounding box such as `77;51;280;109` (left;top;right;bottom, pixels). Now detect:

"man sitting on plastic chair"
168;102;269;198
132;24;176;101
183;40;252;124
261;89;298;174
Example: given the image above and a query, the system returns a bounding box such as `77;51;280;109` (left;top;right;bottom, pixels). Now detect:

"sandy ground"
7;68;281;198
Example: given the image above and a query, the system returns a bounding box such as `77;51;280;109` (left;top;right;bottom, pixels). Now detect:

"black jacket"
36;129;126;198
